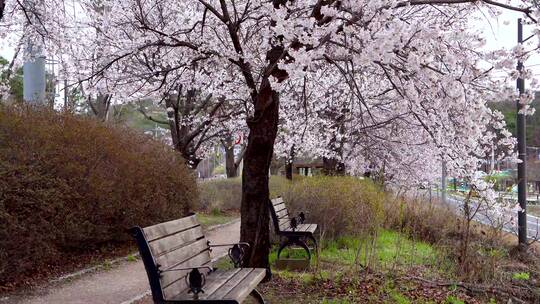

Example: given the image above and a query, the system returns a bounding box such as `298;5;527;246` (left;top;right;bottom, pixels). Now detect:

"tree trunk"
240;79;279;271
88;93;111;121
225;144;238;178
285;145;294;180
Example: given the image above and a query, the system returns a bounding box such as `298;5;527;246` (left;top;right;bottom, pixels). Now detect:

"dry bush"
198;175;385;240
383;195;459;244
197;175;294;212
0;105;197;285
197;178;243;211
281;176;385;240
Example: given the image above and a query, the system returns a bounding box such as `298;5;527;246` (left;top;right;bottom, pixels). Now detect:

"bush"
281;176;385;240
198;175;385;240
198;177;243;211
197;175;301;212
383;195;458;244
0;105;197;285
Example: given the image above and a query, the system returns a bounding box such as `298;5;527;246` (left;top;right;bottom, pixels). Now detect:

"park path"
1;219;240;304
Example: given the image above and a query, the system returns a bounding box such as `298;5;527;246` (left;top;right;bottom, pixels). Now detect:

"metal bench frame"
130;214;265;304
269;197;318;261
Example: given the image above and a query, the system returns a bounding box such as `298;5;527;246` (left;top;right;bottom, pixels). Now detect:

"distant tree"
0;57;23;103
221;133;246;178
138;87;242;169
490;99;540;147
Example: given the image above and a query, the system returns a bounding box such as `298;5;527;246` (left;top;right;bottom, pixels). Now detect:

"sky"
473;7;540;83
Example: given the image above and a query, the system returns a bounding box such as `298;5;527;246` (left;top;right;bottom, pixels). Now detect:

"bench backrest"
270;197;291;233
130;214;212;301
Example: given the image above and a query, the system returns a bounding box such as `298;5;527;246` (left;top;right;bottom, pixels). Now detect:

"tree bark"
285;145;295;180
88;93;111;121
224;144;238;178
222;135;246;178
0;0;5;21
240;78;279;270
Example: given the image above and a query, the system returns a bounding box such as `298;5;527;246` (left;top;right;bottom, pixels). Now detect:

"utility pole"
23;43;46;104
516;18;528;247
23;0;46;104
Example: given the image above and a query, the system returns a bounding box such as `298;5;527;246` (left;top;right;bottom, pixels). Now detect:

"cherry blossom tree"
138;87;244;169
4;0;540;269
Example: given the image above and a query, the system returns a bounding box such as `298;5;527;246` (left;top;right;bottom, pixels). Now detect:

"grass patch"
274;230;439;269
197;212;238;229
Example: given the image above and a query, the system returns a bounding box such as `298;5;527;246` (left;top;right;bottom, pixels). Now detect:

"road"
444;194;540;240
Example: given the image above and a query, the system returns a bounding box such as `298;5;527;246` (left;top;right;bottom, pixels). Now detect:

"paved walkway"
2;220;240;304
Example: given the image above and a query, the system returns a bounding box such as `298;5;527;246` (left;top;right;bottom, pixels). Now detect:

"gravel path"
1;219;240;304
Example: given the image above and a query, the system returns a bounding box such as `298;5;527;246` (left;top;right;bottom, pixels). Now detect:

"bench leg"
249;289;265;304
277;238;291;260
307;235;318;253
277;236;311;261
307;234;319;267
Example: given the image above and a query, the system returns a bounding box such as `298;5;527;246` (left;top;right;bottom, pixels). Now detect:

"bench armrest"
208;242;250;248
208;242;250;267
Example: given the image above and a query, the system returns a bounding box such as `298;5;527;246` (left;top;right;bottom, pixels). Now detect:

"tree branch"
138;106;169;125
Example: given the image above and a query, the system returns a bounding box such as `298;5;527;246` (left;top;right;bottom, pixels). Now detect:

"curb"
206;217;241;232
49;252;140;284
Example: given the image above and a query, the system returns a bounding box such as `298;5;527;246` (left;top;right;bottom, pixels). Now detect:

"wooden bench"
129;214;266;303
269;197;318;261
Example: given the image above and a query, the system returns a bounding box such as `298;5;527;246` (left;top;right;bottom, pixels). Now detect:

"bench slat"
169;269;242;300
283;223;318;234
279;219;291;229
149;225;204;257
275;208;289;219
271;197;283;206
143;214;199;242
272;202;286;211
169;268;265;301
198;268;243;299
224;268;266;302
161;253;213;300
157;238;210;271
207;268;254;300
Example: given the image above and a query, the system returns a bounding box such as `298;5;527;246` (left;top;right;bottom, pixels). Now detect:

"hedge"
0;105;197;285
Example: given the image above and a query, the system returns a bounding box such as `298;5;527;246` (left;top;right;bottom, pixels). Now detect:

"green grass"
512;272;530;281
196;212;238;229
444;295;465;304
389;290;412;304
293;230;438;269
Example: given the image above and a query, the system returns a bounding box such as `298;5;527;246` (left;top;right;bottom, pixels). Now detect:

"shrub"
383;195;458;244
281;176;385;240
198;177;243;211
0;105;197;285
197;175;294;212
198;176;385;240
